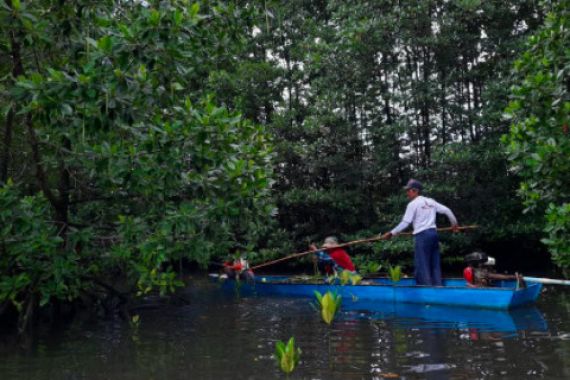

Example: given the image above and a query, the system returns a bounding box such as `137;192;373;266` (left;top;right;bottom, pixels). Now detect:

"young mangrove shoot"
389;265;402;283
275;337;301;374
314;291;342;325
340;270;363;285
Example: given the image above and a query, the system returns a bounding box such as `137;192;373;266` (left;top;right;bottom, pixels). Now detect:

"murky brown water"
1;275;570;379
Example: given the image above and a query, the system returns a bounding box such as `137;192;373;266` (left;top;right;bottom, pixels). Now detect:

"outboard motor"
464;251;496;267
464;251;488;266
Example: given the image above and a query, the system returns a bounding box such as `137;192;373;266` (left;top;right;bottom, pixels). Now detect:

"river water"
1;275;570;379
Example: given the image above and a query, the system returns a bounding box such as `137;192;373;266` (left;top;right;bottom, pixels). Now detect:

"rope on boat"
251;225;479;271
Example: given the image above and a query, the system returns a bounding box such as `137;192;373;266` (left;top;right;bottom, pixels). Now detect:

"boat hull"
219;276;542;310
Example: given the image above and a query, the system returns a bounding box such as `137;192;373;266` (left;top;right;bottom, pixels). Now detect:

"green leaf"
275;341;285;359
97;35;113;53
173;9;184;26
61;104;73;115
190;3;200;19
149;9;160;26
171;82;184;91
86;37;98;48
313;290;323;304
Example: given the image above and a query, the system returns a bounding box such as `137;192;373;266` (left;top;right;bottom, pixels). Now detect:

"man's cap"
404;179;423;191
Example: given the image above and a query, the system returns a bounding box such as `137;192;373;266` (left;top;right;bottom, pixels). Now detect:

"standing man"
381;179;458;286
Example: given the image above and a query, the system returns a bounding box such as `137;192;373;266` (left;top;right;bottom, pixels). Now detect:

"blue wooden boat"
217;275;542;310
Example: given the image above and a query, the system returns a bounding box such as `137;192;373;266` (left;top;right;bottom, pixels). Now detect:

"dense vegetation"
0;0;567;331
232;0;553;265
0;0;274;331
503;0;569;269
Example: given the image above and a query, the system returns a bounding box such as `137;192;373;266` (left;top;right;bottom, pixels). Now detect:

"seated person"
310;236;356;275
222;257;254;282
463;251;526;288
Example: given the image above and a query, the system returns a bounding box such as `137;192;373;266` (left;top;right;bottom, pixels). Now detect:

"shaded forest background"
210;0;553;269
1;0;568;331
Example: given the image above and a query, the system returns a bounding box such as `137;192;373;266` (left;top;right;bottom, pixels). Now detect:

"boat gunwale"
254;276;537;293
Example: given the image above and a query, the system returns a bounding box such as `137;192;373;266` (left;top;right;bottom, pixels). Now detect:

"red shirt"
463;266;474;284
328;248;355;272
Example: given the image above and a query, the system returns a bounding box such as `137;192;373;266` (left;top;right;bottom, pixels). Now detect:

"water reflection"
342;301;548;335
341;299;550;378
404;330;453;380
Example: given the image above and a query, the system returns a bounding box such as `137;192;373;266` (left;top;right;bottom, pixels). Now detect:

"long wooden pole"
523;277;570;286
250;225;478;271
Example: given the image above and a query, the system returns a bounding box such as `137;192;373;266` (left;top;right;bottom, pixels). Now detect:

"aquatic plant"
354;260;383;275
314;291;342;324
349;273;363;285
339;271;350;285
129;314;141;343
275;337;301;374
388;265;402;283
130;314;141;327
339;271;363;286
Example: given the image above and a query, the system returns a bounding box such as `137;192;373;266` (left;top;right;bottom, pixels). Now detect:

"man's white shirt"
391;196;457;235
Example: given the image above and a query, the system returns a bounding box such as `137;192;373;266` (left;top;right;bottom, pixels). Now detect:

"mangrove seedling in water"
129;314;141;343
339;270;363;285
389;265;402;283
130;314;141;327
314;291;342;325
275;337;301;374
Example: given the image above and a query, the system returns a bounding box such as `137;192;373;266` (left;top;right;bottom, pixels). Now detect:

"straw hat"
322;236;339;248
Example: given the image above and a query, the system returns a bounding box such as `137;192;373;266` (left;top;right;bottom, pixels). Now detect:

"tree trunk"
1;108;14;184
465;70;475;142
440;69;447;147
1;30;25;183
17;292;38;335
56;137;71;245
421;47;431;168
27;117;69;243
